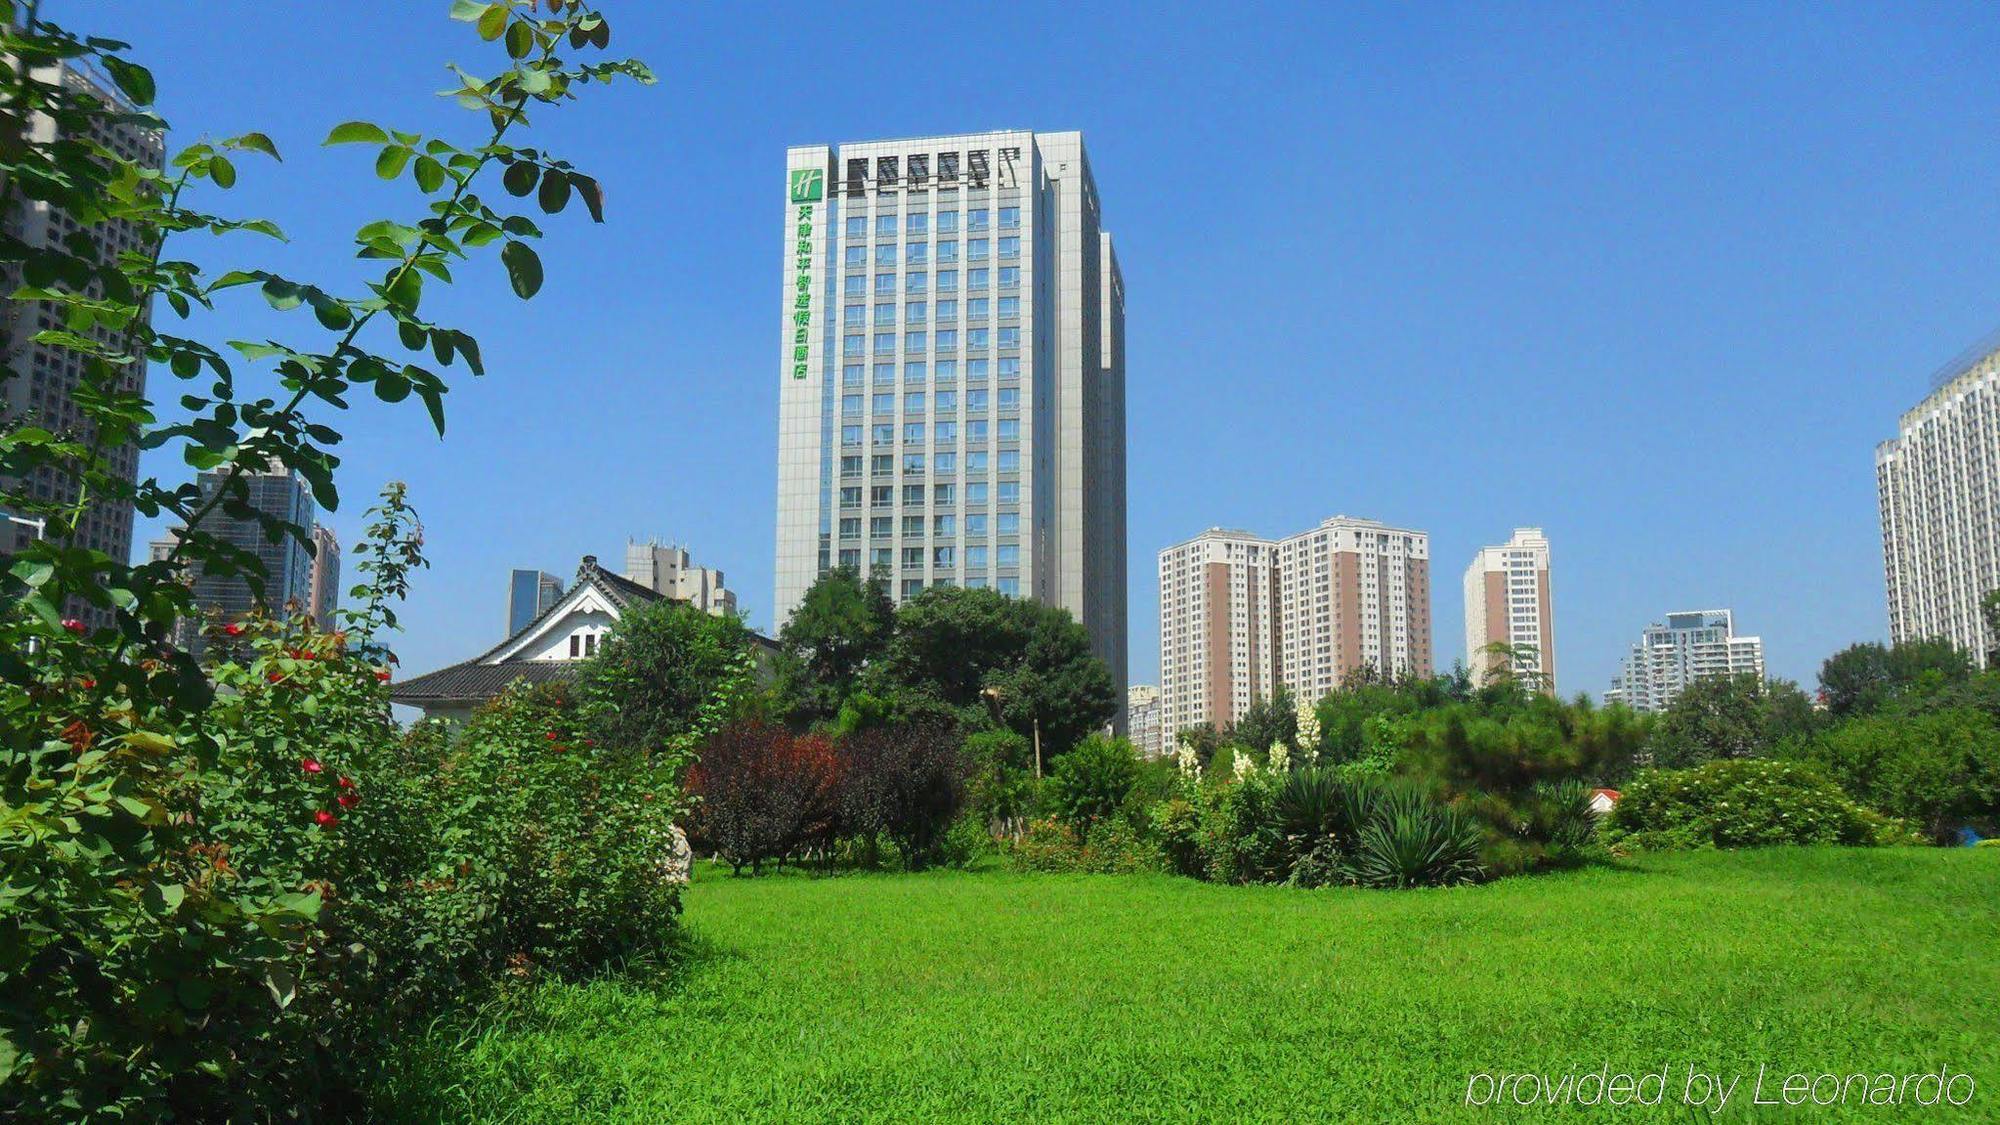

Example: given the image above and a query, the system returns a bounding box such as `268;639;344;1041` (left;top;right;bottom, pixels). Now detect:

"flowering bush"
1604;759;1916;852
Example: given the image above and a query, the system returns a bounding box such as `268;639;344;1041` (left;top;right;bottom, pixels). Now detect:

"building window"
839;548;860;567
872;392;894;416
998;387;1020;409
875;273;896;296
872;485;893;507
569;634;581;658
844;246;865;268
997;419;1020;440
842;363;864;385
997;326;1020;350
937;209;959;233
998;296;1019;318
997;357;1020;379
997;544;1020;567
871;547;892;568
937;240;959;264
844;275;865;297
840;455;862;476
839;517;860;538
935;421;957;442
874;363;895;385
933;483;956;505
870;517;892;538
935;359;958;382
907;212;929;234
905;272;927;295
998;449;1020;472
968;209;990;232
997;481;1020;503
968;238;989;262
873;332;895;355
998;206;1020;229
843;335;864;357
842;394;862;417
933;546;956;567
967;450;989;472
869;304;892;328
904;391;926;414
844;305;865;328
967;297;989;319
935;451;957;472
966;482;989;504
875;213;897;237
968;328;989;349
904;483;926;504
997;576;1020;596
906;301;927;324
968;389;990;411
871;454;892;476
845;215;867;238
937;269;958;293
904;331;926;353
968;419;989;442
905;361;927;383
998;236;1020;259
968;269;989;291
997;512;1019;534
902;579;924;598
935;390;957;411
907;242;928;265
841;425;862;446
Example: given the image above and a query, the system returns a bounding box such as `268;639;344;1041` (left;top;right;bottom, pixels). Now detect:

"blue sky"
106;2;2000;696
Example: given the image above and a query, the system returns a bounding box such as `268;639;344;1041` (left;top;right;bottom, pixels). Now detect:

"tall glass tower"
775;131;1127;722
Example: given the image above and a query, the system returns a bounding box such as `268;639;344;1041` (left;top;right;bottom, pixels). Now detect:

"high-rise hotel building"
1877;336;2000;664
1158;516;1430;738
1463;527;1556;691
775;131;1128;713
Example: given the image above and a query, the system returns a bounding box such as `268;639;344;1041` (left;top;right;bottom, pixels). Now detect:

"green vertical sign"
789;168;822;379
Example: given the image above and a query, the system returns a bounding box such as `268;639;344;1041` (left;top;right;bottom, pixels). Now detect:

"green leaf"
386;266;422;311
537;169;571;214
228;131;281;160
476;4;509;40
374;370;411;403
505;19;534;59
9;559;53;588
413;154;446;193
502;160;539;197
325;120;390;146
376;145;412;180
574;175;605;223
500;240;542;299
100;56;156;106
260;278;302;311
448;0;491;20
264;966;299;1011
208;155;237;188
417;381;448;437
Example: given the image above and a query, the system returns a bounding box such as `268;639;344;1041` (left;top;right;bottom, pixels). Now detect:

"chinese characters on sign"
788;168;824;380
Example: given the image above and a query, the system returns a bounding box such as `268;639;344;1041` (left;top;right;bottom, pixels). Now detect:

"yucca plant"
1343;787;1486;888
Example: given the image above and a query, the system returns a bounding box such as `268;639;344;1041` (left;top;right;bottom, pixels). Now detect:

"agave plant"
1343;787;1486;888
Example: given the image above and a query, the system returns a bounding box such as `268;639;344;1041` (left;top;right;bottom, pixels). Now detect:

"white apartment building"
1877;336;2000;664
1463;527;1556;691
1604;609;1764;713
1158;516;1431;741
1126;684;1163;758
774;131;1128;721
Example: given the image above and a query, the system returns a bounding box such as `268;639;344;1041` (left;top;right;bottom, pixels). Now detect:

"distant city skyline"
97;5;2000;698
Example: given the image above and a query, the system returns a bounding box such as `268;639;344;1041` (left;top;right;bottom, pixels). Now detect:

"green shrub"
1196;774;1286;884
1149;797;1205;877
1007;815;1155;874
1286;838;1346;889
939;810;997;868
1044;734;1138;834
1781;709;2000;843
1605;759;1910;851
1343;787;1485;888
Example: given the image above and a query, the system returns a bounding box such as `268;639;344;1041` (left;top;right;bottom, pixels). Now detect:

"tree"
686;722;843;874
1782;709;2000;843
1646;674;1819;769
1477;641;1548;695
879;586;1115;755
1229;684;1297;756
1044;734;1138;833
837;716;967;868
1819;639;1974;717
776;565;895;721
580;600;755;758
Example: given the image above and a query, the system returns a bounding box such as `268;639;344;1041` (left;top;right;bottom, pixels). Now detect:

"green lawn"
382;849;2000;1121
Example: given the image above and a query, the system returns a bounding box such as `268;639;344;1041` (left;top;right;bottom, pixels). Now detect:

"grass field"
380;849;2000;1121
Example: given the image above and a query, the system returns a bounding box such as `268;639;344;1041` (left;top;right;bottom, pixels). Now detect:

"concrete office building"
774;130;1128;723
1;58;165;615
507;569;565;637
1463;527;1556;691
307;525;340;629
1877;335;2000;664
1605;609;1764;713
1158;516;1431;741
624;539;736;616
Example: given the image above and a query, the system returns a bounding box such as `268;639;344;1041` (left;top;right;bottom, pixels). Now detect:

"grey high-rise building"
151;461;317;649
774;130;1128;724
1;58;166;620
507;568;565;636
307;525;340;629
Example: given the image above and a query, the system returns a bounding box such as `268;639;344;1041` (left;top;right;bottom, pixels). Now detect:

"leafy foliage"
775;566;896;722
579;598;756;759
1780;709;2000;843
685;722;843;874
0;4;653;1115
836;717;968;869
1344;787;1485;889
1644;674;1820;768
1817;639;1974;718
1604;759;1912;851
1042;734;1138;834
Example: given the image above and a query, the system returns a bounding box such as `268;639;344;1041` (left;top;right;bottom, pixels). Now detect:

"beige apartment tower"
1463;527;1555;691
1158;516;1431;741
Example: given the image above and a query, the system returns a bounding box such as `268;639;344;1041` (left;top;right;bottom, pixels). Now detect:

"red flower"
313;809;338;828
61;618;85;634
223;623;244;637
337;793;359;810
374;669;391;682
266;671;285;683
300;758;324;774
79;678;96;690
546;731;560;742
336;775;355;790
